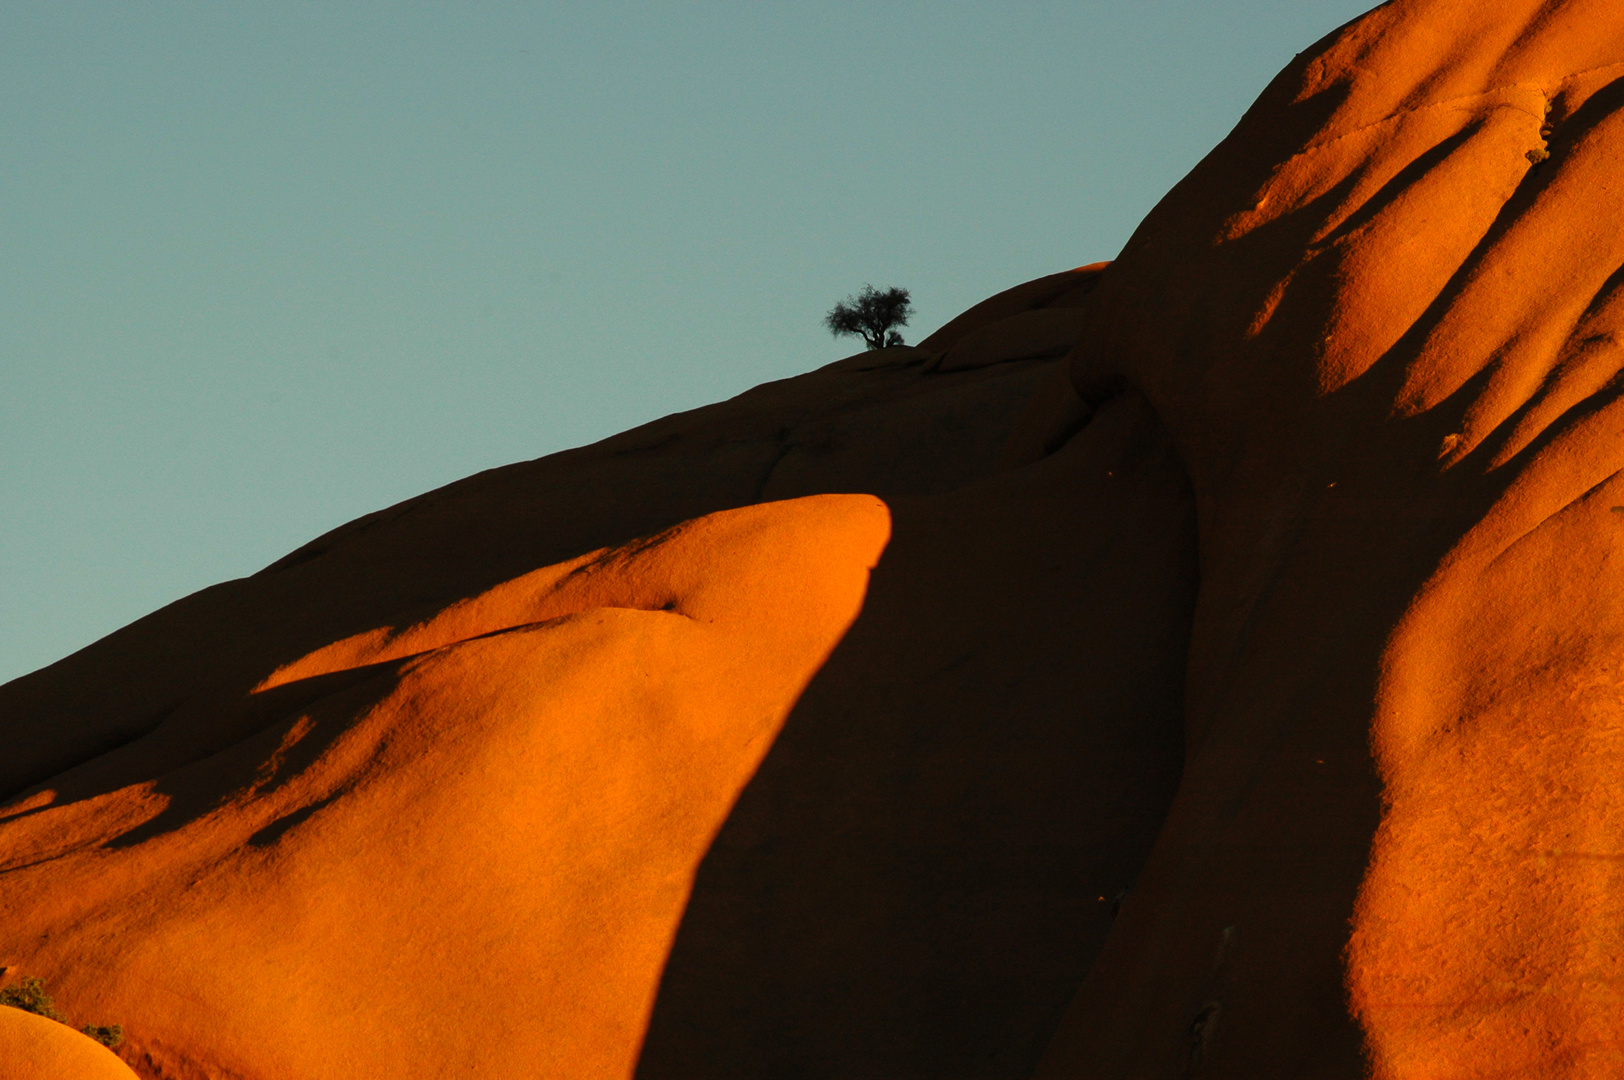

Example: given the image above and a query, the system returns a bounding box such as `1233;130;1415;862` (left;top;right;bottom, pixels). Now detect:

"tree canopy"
824;285;913;351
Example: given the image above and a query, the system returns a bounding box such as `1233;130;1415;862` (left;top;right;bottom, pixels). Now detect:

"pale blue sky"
2;1;1374;685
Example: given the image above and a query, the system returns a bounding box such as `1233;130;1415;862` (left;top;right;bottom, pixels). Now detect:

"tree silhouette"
824;285;913;350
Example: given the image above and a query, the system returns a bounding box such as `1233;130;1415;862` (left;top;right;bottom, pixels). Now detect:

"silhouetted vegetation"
825;285;913;350
0;975;123;1049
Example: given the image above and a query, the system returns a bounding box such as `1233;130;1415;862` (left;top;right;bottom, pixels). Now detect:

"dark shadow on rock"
636;391;1199;1079
0;359;1061;809
101;660;405;849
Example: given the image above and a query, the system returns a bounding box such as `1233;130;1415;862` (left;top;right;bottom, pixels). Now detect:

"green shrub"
0;976;64;1022
0;975;123;1049
80;1023;125;1049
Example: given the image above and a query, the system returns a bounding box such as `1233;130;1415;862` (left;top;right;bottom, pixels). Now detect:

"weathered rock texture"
0;263;1198;1078
9;0;1624;1076
0;1009;138;1080
1037;0;1624;1076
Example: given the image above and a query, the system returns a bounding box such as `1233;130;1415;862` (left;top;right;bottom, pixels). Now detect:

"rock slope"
0;265;1197;1078
9;0;1624;1075
1037;0;1624;1076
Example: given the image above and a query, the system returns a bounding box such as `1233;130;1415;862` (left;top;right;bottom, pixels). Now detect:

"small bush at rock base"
0;975;123;1048
0;976;65;1022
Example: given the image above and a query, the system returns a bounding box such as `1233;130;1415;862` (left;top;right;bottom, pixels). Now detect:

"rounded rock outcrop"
1037;1;1624;1076
0;1008;137;1080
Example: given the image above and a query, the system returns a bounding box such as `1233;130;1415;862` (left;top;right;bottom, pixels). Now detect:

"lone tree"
825;285;913;350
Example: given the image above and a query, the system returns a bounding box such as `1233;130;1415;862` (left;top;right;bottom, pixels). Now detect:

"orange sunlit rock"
1034;0;1624;1076
1;276;1198;1077
1;496;890;1079
18;0;1624;1074
0;1009;137;1080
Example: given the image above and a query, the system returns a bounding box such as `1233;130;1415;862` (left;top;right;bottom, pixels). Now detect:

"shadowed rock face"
1036;1;1624;1076
9;2;1624;1077
0;264;1198;1079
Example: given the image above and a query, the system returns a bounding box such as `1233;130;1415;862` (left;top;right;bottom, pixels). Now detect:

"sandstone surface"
1036;0;1624;1076
10;0;1624;1076
0;263;1197;1078
0;1009;138;1080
